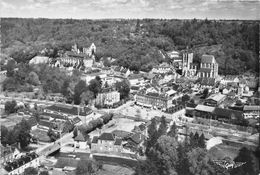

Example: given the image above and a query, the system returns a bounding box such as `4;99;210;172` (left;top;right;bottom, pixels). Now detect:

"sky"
0;0;259;20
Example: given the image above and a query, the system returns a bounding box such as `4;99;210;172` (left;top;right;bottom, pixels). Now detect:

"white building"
95;88;120;106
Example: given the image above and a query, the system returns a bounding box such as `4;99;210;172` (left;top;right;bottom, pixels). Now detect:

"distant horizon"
0;0;259;20
1;17;259;21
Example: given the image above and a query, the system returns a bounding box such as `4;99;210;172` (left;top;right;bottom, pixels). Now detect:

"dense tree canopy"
1;18;258;74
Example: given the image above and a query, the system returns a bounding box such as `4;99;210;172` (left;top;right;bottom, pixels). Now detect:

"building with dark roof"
74;132;89;149
213;108;244;122
3;152;39;175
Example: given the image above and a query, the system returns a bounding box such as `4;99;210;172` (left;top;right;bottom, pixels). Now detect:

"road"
36;132;74;156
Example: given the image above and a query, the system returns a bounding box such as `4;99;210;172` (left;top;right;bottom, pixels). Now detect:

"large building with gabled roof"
198;55;218;78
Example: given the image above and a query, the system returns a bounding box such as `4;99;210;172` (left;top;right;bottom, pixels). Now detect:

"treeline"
1;18;258;74
1;119;31;150
77;113;113;135
135;116;259;175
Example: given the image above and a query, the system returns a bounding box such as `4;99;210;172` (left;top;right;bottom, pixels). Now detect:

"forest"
1;18;259;74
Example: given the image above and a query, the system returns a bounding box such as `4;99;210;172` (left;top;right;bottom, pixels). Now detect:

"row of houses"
186;104;260;121
2;152;40;175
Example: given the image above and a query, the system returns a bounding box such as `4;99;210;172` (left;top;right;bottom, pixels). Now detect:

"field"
31;128;51;142
97;164;134;175
208;143;240;160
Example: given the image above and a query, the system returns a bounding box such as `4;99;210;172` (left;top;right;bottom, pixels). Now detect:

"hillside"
1;18;259;74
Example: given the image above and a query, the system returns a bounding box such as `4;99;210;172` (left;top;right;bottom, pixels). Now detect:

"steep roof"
74;132;89;142
128;133;145;144
92;136;99;143
114;138;122;146
201;55;215;64
99;133;115;141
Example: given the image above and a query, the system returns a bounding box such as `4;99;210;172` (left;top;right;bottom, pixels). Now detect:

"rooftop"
201;55;216;64
99;133;115;141
92;136;99;144
4;152;39;172
207;93;226;102
213;108;243;120
114;138;122;146
243;105;260;111
195;104;215;113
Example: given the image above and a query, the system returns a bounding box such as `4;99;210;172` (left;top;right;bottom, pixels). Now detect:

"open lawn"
97;164;134;175
208;143;240;160
31;128;51;142
89;118;143;137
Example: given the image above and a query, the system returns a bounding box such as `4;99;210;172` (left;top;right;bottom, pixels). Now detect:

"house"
44;104;92;118
243;105;260;119
135;91;173;109
91;133;123;153
151;62;172;74
0;144;20;165
124;133;146;152
195;105;215;119
3;152;40;175
38;120;56;130
199;77;216;88
213;108;244;123
205;93;226;107
128;74;144;86
220;75;239;85
29;56;50;65
74;132;89;149
95;88;120;107
198;55;218;78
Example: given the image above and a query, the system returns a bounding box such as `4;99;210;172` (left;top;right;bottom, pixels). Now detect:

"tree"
73;127;78;138
74;80;87;105
24;167;38;175
15;119;32;149
39;171;49;175
168;122;178;139
146;118;158;155
198;133;206;148
26;71;40;85
76;159;101;175
6;59;16;77
47;128;59;142
230;147;259;175
153;135;179;175
202;88;209;98
1;125;9;145
88;79;101;98
182;94;190;102
176;143;192;175
115;80;130;100
157;116;168;137
80;90;94;105
5;100;17;114
187;148;215;175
